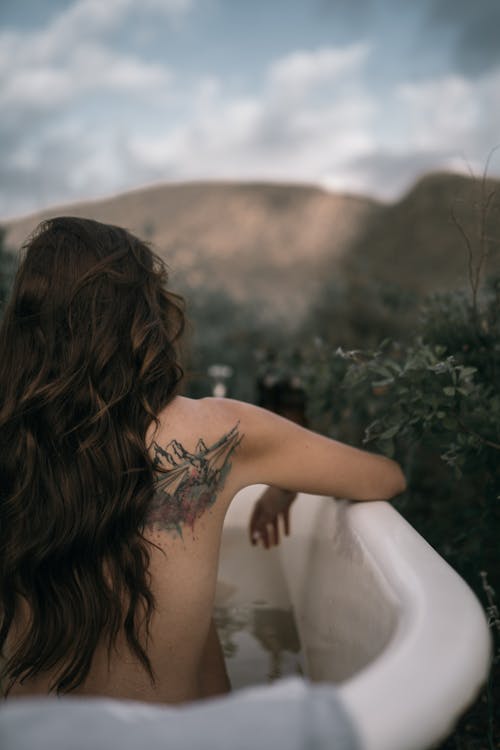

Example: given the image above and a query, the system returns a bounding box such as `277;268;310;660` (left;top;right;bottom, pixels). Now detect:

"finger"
250;521;265;546
263;522;272;548
283;507;290;536
266;520;277;549
273;517;279;547
249;506;264;544
267;520;277;547
248;509;256;541
261;526;269;549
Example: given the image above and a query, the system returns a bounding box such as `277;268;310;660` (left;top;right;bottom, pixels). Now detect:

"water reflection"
214;602;304;688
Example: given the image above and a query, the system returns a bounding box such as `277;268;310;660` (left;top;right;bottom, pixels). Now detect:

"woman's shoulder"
160;395;261;428
150;396;252;459
152;396;273;476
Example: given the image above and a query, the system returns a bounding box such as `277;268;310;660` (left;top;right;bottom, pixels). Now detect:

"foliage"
300;280;498;542
258;279;500;748
182;285;285;401
295;167;500;529
340;291;499;477
298;276;419;351
257;168;500;747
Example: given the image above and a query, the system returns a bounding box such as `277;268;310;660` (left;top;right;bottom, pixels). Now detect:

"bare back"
6;396;244;704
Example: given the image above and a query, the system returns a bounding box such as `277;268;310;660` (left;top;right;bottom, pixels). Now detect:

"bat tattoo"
146;422;243;537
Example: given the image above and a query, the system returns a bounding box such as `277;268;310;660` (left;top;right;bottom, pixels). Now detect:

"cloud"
0;39;378;217
124;45;500;202
0;0;178;110
395;68;500;159
0;0;193;73
1;43;172;111
268;44;369;100
426;0;500;76
0;121;133;218
124;44;375;185
42;0;195;43
396;76;480;151
1;0;500;221
322;150;470;201
0;0;185;216
321;65;500;199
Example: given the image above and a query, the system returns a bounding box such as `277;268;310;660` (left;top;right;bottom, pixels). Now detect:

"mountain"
3;172;499;335
2;181;377;328
3;173;499;396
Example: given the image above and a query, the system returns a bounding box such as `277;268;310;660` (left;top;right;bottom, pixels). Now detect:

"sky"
1;0;500;219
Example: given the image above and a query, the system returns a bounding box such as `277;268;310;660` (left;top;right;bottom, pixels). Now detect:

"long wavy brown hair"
0;216;185;695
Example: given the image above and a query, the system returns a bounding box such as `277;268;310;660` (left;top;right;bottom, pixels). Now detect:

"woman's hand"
249;486;296;549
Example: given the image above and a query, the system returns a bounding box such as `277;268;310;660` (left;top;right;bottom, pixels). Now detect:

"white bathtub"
218;485;492;750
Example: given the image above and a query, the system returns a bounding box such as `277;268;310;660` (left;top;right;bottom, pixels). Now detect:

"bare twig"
457;418;500;452
451;146;500;323
451;203;477;310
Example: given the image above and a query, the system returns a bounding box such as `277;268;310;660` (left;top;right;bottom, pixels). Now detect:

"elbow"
383;461;407;499
360;458;406;501
355;460;406;502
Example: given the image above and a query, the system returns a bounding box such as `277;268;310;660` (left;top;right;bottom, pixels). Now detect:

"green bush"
260;173;500;746
256;280;496;747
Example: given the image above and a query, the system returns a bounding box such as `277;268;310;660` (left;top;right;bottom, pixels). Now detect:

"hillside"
3;172;499;395
340;172;500;293
5;174;499;315
2;181;377;328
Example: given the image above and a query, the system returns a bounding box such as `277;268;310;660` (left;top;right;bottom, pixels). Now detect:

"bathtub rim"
224;487;492;750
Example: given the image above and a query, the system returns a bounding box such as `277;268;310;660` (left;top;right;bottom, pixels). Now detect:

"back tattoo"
146;422;243;538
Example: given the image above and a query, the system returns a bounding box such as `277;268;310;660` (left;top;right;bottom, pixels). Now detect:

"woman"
0;217;405;705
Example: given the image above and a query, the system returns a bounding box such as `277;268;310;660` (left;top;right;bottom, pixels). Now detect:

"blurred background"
1;0;500;216
1;0;500;396
1;1;500;747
